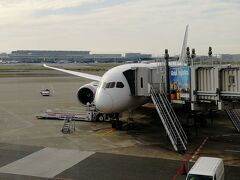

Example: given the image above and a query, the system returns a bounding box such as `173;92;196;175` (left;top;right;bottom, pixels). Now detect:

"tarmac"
0;64;239;179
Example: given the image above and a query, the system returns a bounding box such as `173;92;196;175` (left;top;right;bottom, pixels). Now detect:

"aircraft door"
135;67;149;96
123;69;136;96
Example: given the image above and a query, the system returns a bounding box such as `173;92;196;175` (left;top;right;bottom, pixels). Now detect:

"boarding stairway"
225;109;240;132
150;85;187;153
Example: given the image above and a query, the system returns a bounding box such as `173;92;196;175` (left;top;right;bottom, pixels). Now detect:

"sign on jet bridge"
169;66;190;101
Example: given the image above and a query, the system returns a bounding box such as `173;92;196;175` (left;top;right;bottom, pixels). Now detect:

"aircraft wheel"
96;114;104;122
116;121;123;130
112;121;116;128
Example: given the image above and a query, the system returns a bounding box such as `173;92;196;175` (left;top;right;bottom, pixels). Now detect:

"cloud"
0;0;104;25
0;0;93;11
0;0;239;54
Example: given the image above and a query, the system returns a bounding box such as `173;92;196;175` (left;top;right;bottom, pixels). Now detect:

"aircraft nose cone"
95;91;113;113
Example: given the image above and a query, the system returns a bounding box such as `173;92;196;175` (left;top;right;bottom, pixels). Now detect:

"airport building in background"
9;50;91;63
125;53;152;60
8;50;125;63
5;50;154;63
2;50;240;64
0;53;9;59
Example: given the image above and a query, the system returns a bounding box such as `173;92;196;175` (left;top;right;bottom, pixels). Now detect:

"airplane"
44;25;189;129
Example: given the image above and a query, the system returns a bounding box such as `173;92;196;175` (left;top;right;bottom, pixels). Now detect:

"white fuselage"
94;62;184;113
94;63;156;113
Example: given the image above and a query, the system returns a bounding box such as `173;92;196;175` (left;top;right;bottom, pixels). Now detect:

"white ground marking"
0;147;94;178
224;150;240;153
189;137;208;162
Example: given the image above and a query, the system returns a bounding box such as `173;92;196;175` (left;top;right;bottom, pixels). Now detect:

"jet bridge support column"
164;49;170;97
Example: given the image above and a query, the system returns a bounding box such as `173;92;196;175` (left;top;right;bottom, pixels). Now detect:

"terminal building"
90;54;124;63
6;50;240;64
9;50;91;63
6;50;154;63
125;53;152;60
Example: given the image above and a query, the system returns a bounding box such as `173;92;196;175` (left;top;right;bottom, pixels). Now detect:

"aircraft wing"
43;64;102;81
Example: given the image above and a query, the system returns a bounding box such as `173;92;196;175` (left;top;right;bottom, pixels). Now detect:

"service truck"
186;157;224;180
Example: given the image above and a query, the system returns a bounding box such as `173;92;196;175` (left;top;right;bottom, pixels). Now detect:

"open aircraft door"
135;67;149;96
123;67;150;96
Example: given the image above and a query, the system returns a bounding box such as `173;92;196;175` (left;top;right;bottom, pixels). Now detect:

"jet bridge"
124;66;187;153
123;64;240;152
190;66;240;110
123;66;166;96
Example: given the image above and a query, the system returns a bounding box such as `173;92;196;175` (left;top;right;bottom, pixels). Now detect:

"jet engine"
77;81;99;106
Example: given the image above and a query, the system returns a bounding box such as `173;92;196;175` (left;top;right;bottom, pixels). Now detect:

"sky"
0;0;239;55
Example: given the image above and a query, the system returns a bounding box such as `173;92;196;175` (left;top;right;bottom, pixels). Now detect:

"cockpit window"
105;83;110;88
109;82;115;88
116;82;124;88
101;82;106;88
105;82;115;88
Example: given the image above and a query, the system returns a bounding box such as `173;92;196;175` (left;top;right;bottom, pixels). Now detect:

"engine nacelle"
77;81;99;106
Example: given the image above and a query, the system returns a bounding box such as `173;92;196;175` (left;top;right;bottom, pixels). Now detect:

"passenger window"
116;82;124;88
109;82;115;88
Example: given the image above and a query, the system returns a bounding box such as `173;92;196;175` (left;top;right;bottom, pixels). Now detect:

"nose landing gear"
111;113;123;130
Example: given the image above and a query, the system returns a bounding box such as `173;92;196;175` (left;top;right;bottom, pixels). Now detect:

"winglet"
179;25;189;64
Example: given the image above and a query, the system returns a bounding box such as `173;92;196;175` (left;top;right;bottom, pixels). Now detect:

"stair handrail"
161;89;188;144
157;88;186;149
150;85;178;145
150;84;187;151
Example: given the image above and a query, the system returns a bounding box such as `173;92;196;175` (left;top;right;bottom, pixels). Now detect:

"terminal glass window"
116;82;124;88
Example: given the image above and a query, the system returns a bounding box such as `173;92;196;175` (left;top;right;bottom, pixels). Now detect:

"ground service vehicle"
186;157;224;180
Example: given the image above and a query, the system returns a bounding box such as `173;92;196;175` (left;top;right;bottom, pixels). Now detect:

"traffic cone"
181;163;187;175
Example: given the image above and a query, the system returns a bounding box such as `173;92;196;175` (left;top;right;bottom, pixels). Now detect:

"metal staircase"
62;119;71;134
150;85;187;153
62;117;75;134
225;109;240;132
